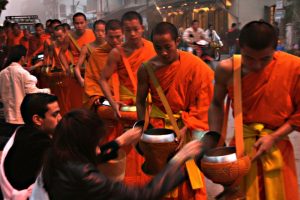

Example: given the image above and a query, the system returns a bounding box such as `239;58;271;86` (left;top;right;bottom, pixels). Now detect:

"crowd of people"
0;10;299;200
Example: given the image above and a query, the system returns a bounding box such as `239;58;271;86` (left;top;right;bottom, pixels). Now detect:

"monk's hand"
172;140;203;164
175;126;188;150
252;134;278;162
111;101;126;119
116;127;143;147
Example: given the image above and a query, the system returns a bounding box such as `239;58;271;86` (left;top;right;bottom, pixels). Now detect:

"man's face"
54;29;67;43
153;33;179;64
35;26;44;37
241;46;275;73
122;19;144;44
106;29;123;48
73;16;87;35
50;22;61;34
13;25;21;36
94;23;106;43
192;22;199;30
23;30;30;38
39;101;61;133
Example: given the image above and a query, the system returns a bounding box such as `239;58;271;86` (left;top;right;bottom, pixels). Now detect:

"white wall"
229;0;276;28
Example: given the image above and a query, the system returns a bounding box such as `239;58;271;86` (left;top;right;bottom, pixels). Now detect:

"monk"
7;23;23;47
20;29;31;51
74;20;106;87
99;11;156;186
209;21;299;200
59;12;95;110
85;19;123;144
136;22;213;200
27;23;49;64
43;19;62;69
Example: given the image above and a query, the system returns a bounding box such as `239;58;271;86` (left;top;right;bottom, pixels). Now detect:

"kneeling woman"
42;109;205;200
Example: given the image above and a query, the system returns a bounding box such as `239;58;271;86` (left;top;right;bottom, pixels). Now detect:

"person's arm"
99;48;121;118
74;45;89;87
208;60;232;133
182;28;192;44
83;140;202;200
136;64;150;120
59;42;70;74
23;70;50;94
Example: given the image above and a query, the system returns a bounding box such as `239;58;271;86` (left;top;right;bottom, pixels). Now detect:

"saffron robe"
147;51;214;200
228;51;300;200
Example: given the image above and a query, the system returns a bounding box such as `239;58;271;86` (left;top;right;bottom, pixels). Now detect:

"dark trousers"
0;120;21;150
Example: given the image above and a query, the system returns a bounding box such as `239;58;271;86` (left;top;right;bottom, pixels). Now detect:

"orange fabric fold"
84;42;113;101
228;51;300;200
69;29;95;64
117;39;156;96
7;32;24;47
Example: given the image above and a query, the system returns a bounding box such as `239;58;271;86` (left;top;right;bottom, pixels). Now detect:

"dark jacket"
4;125;52;190
43;159;187;200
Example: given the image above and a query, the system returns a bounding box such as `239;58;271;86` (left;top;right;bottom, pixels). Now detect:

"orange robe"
27;34;50;60
228;51;300;200
115;39;156;186
84;43;122;144
7;32;24;47
67;29;95;110
148;51;214;200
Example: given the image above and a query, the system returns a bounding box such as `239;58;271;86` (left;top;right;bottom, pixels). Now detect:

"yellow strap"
144;62;203;190
68;32;81;52
233;54;245;158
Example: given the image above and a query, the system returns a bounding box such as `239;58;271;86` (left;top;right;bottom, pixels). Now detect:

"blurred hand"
115;127;143;147
175;126;187;150
172;140;203;164
111;101;126;119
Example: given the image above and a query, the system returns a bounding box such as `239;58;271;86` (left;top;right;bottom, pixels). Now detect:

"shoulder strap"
144;62;180;137
68;32;81;52
144;62;203;190
118;47;137;93
233;54;244;158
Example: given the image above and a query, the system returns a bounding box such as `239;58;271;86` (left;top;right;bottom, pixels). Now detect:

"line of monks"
0;11;299;200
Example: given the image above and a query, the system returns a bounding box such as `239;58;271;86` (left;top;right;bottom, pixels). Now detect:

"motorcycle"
209;40;223;61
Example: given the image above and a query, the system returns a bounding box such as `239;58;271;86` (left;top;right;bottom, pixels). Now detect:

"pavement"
205;54;300;199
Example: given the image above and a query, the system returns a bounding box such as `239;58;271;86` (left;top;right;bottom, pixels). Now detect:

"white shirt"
205;29;221;42
182;27;207;44
0;62;50;124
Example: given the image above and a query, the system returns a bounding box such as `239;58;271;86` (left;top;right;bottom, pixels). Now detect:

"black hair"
11;23;20;29
34;23;44;29
21;93;58;126
53;24;66;32
5;45;27;64
46;19;52;26
62;23;71;31
231;23;237;28
73;12;87;22
93;19;106;30
105;19;122;32
151;22;178;41
50;19;62;27
121;11;143;26
239;21;278;50
192;20;199;25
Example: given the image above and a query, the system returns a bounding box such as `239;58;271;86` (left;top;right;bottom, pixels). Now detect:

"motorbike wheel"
214;48;221;61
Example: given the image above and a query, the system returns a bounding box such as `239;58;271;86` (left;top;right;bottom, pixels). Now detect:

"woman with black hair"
41;109;204;200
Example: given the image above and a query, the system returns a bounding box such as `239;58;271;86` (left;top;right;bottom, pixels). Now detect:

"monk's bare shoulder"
215;58;233;86
108;47;121;62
